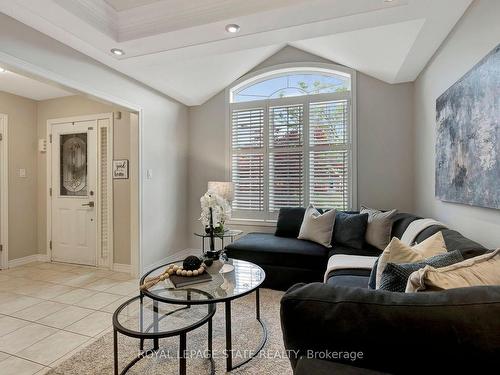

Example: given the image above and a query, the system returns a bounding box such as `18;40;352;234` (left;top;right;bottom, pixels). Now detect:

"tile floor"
0;261;139;374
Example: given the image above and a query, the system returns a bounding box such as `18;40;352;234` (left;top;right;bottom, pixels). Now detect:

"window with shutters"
229;65;356;221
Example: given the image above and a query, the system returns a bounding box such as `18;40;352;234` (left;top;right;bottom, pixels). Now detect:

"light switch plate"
19;168;26;178
146;169;153;179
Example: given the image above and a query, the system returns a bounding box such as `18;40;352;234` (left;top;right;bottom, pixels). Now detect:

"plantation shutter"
308;100;350;209
231;108;264;211
268;104;304;211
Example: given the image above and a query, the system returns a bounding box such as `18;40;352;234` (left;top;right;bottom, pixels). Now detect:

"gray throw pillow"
298;205;336;248
379;250;464;292
360;206;398;250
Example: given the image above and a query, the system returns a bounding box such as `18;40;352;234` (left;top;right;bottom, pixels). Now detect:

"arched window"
231;70;350;102
228;64;356;220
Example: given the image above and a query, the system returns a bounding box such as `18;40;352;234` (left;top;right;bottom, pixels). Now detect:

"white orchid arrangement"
199;191;231;229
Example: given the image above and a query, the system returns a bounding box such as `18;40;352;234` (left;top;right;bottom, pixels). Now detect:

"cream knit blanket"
401;218;447;246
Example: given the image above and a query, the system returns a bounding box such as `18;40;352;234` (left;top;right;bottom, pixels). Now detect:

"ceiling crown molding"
54;0;118;40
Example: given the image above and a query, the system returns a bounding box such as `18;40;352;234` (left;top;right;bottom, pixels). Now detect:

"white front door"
51;121;97;266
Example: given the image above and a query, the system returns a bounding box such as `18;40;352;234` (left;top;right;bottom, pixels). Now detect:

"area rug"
48;289;292;374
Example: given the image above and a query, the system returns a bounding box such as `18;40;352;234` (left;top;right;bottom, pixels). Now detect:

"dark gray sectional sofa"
225;208;499;374
225;209;487;290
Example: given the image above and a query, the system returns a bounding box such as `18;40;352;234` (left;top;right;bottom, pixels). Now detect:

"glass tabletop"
193;229;243;238
114;294;215;337
140;258;265;304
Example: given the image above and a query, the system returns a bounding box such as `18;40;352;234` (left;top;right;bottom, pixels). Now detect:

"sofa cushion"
328;245;381;258
361;206;398;250
407;249;500;292
369;231;488;289
375;232;447;288
295;358;389;375
379;250;464;292
225;232;329;270
275;207;306;238
327;273;370;288
332;212;368;249
298;205;336;247
440;229;488;257
281;282;500;374
391;212;421;239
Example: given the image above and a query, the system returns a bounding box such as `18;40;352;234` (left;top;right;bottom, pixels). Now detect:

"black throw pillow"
368;258;378;289
275;207;306;238
331;212;368;249
379;250;464;292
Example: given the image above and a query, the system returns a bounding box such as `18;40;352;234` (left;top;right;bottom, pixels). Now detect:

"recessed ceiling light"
111;48;125;56
0;67;6;73
225;24;240;33
384;0;394;2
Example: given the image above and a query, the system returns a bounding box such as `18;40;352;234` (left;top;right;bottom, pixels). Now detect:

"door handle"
82;201;95;208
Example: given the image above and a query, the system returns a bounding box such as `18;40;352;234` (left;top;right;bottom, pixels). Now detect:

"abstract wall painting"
435;44;500;209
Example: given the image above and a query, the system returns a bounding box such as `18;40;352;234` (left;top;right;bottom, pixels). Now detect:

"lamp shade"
207;181;234;201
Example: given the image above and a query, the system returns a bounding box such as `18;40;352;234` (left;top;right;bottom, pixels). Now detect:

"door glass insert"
60;133;87;196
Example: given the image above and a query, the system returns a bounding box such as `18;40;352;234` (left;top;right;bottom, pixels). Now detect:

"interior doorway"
0;113;7;269
47;113;113;267
0;67;140;275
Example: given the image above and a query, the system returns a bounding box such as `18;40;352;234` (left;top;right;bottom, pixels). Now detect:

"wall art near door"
113;159;129;179
435;43;499;209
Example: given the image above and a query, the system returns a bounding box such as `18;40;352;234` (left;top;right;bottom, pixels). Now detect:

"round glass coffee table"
113;292;216;375
140;258;266;372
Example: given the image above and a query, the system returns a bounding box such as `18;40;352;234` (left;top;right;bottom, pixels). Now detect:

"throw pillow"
360;206;398;250
379;250;464;292
375;231;447;289
406;249;500;292
275;207;306;238
332;212;369;249
368;259;378;289
298;205;336;248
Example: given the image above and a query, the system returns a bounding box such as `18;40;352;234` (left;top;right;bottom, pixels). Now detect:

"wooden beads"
167;263;206;278
140;262;206;290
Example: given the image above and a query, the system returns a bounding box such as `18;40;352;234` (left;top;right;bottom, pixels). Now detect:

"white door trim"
0;51;143;276
47;113;114;269
0;114;8;269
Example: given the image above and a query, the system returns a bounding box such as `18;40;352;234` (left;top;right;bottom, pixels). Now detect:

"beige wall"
187;47;415;248
0;91;38;260
36;95;134;264
414;0;500;249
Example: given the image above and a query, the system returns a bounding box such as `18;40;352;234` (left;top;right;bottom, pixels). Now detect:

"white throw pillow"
406;249;500;292
298;205;336;248
375;231;447;289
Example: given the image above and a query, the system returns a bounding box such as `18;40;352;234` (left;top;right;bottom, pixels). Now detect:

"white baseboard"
112;263;132;273
8;254;49;268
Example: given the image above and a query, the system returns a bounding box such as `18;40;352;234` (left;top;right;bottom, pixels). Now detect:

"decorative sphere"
176;269;182;275
183;256;202;271
172;265;179;271
187;270;193;277
181;270;187;276
168;269;174;275
193;270;199;276
198;267;204;274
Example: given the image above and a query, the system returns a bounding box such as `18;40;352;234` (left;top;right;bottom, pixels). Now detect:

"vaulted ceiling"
0;0;473;105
